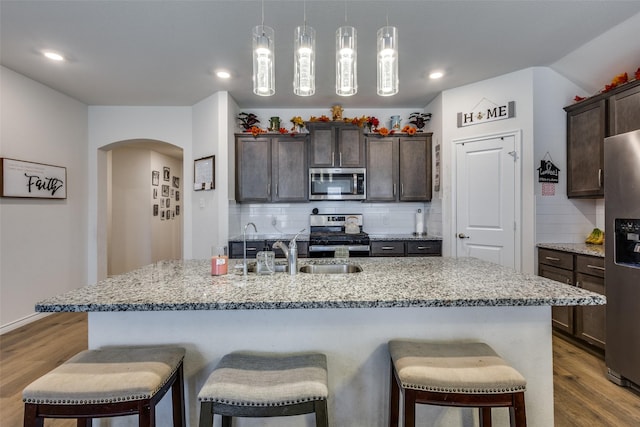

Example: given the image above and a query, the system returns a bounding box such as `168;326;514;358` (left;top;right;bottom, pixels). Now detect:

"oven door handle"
309;246;337;252
309;245;370;252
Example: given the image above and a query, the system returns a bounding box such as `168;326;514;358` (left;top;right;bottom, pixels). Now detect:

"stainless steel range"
308;214;370;257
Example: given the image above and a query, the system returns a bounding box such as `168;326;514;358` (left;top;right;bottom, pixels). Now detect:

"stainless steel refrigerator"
604;128;640;389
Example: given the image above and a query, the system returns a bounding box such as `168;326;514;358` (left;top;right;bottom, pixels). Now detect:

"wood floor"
1;313;639;426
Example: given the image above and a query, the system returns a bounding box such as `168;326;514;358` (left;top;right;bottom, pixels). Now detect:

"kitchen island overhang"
35;257;605;427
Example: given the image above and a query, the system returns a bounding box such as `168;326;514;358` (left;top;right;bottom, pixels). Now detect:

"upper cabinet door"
366;136;398;202
609;81;640;136
308;124;335;167
565;99;606;198
235;136;272;202
337;127;365;167
272;136;308;202
399;135;432;201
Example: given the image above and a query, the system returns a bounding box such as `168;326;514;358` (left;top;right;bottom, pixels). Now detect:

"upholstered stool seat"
23;346;186;427
198;351;329;427
389;340;527;427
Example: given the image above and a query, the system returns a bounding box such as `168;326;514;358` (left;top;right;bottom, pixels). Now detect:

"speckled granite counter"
36;257;603;312
537;243;605;258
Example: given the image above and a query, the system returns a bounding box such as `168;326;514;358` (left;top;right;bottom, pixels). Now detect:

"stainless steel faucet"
273;229;305;275
243;222;257;275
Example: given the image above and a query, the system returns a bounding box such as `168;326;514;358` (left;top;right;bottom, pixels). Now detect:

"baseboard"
0;312;51;335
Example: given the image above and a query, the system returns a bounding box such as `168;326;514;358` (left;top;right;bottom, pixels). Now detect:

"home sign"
0;158;67;199
457;99;516;127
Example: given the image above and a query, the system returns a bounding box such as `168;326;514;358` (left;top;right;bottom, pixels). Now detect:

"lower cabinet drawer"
539;248;574;270
229;241;266;259
371;241;405;256
407;241;442;256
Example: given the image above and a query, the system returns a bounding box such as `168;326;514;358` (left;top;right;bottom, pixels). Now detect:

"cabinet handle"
598;169;603;188
381;246;396;250
267;183;271;196
246;247;258;251
587;264;605;271
339;152;343;166
545;256;560;261
566;278;572;285
275;184;278;197
401;183;404;196
393;184;396;196
576;281;581;288
417;246;429;250
331;152;335;167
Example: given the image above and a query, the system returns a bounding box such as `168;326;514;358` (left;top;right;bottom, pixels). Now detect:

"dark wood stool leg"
221;415;233;427
403;388;416;427
198;402;213;427
314;399;329;427
510;392;527;427
76;419;92;427
23;403;43;427
389;362;400;427
138;401;152;427
479;407;492;427
172;364;186;427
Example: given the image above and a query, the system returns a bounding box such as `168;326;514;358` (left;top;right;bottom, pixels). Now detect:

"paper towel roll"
415;210;424;235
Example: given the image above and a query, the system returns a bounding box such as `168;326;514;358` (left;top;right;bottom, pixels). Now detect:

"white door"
455;134;519;269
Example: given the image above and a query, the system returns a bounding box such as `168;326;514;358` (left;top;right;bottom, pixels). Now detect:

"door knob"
458;233;470;239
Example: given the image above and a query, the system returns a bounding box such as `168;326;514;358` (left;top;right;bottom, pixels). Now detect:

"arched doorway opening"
103;139;183;276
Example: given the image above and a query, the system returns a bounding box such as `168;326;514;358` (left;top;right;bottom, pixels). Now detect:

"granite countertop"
537;243;605;258
36;257;605;312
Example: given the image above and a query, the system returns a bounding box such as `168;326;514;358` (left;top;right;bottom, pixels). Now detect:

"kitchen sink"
246;262;289;273
298;264;362;274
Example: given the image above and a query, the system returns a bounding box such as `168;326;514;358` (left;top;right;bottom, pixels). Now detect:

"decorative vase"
269;117;280;132
390;115;402;130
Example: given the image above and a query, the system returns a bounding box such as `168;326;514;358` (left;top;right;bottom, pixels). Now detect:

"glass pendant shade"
336;26;357;96
294;25;316;96
252;25;275;96
377;26;398;96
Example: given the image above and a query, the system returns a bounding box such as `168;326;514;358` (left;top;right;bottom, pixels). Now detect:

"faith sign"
0;158;67;199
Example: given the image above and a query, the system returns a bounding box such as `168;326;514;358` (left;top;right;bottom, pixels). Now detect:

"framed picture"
153;204;159;216
1;158;67;199
194;155;214;191
163;166;170;181
166;198;170;208
152;170;159;186
170;188;175;197
161;198;165;208
172;176;180;188
176;205;180;216
153;188;158;199
161;210;165;220
162;184;169;197
175;191;180;201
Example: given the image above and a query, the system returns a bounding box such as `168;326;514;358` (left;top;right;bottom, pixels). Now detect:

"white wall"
532;68;599;244
0;66;88;330
88;106;192;282
436;68;536;273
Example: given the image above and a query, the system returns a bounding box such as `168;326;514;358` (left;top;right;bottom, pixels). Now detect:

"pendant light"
294;0;315;96
377;21;398;96
252;0;275;96
336;2;357;96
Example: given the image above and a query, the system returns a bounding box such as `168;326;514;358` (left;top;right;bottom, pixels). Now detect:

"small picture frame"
175;191;180;201
152;170;159;186
172;176;180;188
153;204;159;216
153;188;158;199
194;155;214;191
176;205;180;216
163;167;170;181
162;184;169;197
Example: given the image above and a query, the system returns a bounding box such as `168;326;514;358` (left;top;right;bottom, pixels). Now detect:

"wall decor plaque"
0;158;67;199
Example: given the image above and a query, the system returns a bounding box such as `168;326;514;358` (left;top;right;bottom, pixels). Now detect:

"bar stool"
23;345;186;427
388;340;527;427
198;351;329;427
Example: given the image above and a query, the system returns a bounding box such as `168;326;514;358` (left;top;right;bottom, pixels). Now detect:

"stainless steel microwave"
309;168;366;200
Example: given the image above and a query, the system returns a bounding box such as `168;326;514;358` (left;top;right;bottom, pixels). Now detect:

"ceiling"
2;1;639;109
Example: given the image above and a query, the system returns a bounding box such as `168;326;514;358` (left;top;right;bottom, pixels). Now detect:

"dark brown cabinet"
537;247;605;350
371;240;442;257
366;133;432;202
564;80;640;199
235;134;307;203
609;80;640;135
307;122;364;168
565;99;606;198
229;240;309;259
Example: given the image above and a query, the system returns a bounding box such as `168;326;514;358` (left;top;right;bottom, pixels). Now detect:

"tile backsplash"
536;195;602;244
229;201;442;237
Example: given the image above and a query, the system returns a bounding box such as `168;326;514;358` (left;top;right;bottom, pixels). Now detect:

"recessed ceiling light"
429;71;444;79
43;51;65;61
216;70;231;79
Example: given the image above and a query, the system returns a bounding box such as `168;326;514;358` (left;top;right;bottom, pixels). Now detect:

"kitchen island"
36;257;605;427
